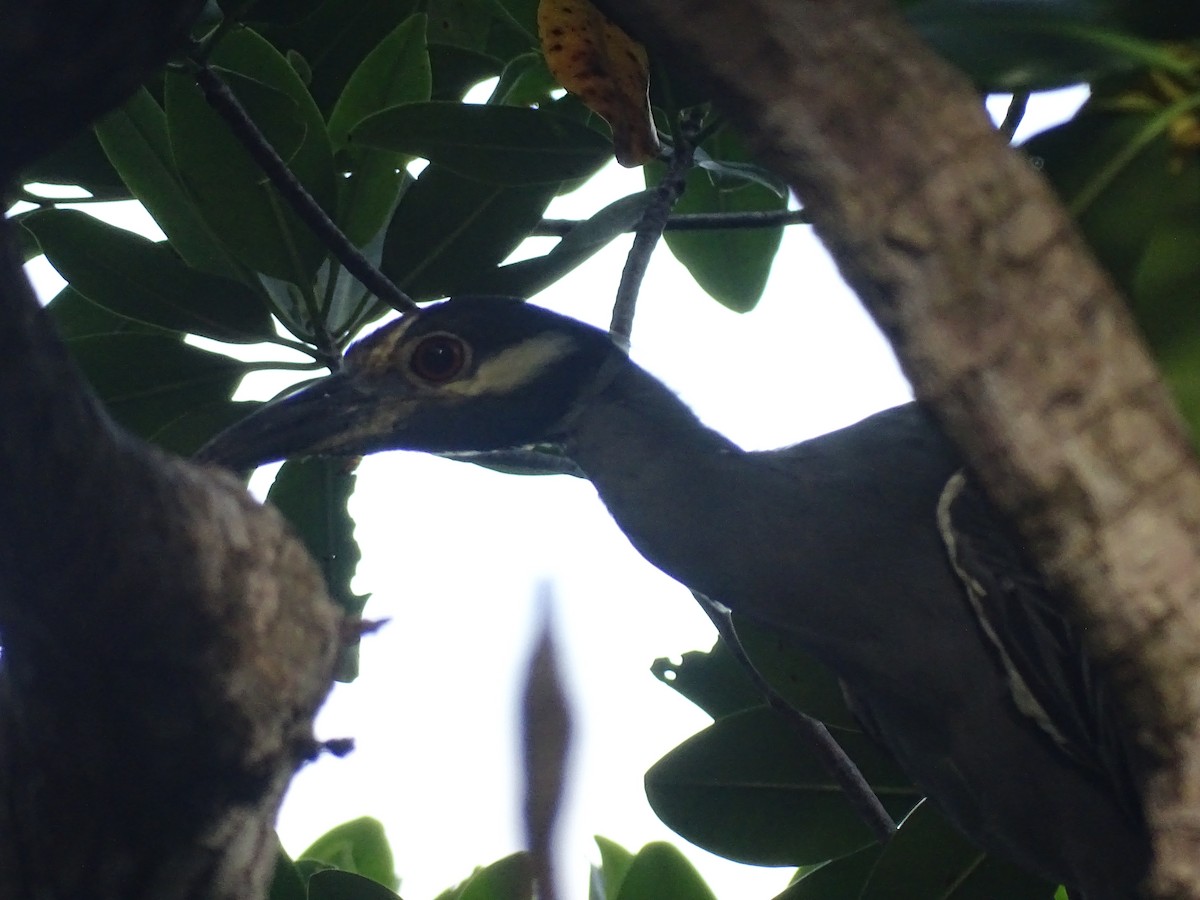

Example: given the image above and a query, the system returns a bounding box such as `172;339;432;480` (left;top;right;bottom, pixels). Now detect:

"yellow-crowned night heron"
197;296;1150;898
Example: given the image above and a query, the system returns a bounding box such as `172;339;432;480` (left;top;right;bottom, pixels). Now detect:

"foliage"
9;0;1200;897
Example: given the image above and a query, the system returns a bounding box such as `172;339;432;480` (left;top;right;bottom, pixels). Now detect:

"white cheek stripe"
444;333;576;397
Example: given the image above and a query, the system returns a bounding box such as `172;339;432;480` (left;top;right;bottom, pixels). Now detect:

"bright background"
21;87;1084;900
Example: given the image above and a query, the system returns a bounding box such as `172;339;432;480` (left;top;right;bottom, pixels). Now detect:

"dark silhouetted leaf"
269;845;309;900
166;27;335;284
734;614;860;730
381;164;558;300
18;127;129;199
309;870;403;900
328;14;432;246
651;638;764;721
47;287;249;456
774;844;883;899
646;707;920;866
328;15;432;149
262;0;421;114
906;1;1182;91
27;208;273;343
861;801;1058;899
268;457;368;680
429;44;504;101
94;88;244;279
353;102;610;185
472;190;653;296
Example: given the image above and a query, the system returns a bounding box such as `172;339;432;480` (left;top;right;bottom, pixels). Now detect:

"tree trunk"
593;0;1200;896
0;3;342;898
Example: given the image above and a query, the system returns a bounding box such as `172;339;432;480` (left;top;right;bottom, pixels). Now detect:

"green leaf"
861;801;1058;899
300;816;396;889
645;707;920;866
48;288;249;455
593;837;635;900
1024;92;1200;441
490;51;558;108
26;209;273;343
166;27;336;284
651;639;765;721
456;852;534;900
262;0;422;114
269;844;309;900
429;44;504;101
13;215;42;263
327;14;431;245
308;870;404;900
905;1;1179;91
650;129;786;312
268;458;369;680
328;14;432;149
613;843;715;900
94;87;245;279
488;0;539;46
352;102;611;185
18;128;130;199
381;164;558;300
239;0;330;29
426;0;535;61
473;190;654;297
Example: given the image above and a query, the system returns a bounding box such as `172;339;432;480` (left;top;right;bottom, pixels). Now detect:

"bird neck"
563;356;764;601
563;360;963;666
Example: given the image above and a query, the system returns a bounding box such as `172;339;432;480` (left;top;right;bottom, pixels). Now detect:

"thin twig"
693;592;898;844
609;112;703;349
191;63;417;314
1000;91;1030;142
536;207;810;237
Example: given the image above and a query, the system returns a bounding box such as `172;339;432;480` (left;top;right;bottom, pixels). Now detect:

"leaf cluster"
9;0;1200;897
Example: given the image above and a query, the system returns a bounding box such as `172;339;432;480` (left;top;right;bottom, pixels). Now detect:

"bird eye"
409;334;468;383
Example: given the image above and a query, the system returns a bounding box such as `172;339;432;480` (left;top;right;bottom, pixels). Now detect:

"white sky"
20;86;1086;900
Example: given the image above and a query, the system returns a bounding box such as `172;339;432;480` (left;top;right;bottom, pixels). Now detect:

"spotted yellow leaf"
537;0;661;167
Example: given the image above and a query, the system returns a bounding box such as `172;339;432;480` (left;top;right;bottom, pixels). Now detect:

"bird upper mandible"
197;296;1150;899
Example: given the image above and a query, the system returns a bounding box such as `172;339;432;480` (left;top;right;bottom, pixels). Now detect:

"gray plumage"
197;297;1150;898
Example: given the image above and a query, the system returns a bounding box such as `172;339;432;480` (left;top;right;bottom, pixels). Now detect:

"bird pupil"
412;335;464;381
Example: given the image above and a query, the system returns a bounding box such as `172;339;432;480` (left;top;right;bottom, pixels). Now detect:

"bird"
196;295;1150;898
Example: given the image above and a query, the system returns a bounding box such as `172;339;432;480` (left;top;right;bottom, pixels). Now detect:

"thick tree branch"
0;210;341;900
593;1;1200;896
0;4;342;898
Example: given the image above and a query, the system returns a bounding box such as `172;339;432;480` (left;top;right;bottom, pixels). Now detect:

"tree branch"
610;113;700;348
192;63;416;315
0;5;342;895
0;211;341;900
593;1;1200;896
535;207;810;237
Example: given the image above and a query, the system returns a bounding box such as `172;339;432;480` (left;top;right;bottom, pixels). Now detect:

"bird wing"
937;470;1142;818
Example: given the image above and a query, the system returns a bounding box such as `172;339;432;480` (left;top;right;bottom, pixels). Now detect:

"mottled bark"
594;0;1200;895
0;2;342;898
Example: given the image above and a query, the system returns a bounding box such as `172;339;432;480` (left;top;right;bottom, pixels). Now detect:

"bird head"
196;297;620;470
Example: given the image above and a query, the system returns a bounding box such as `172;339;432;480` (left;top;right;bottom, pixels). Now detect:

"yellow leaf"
537;0;661;167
